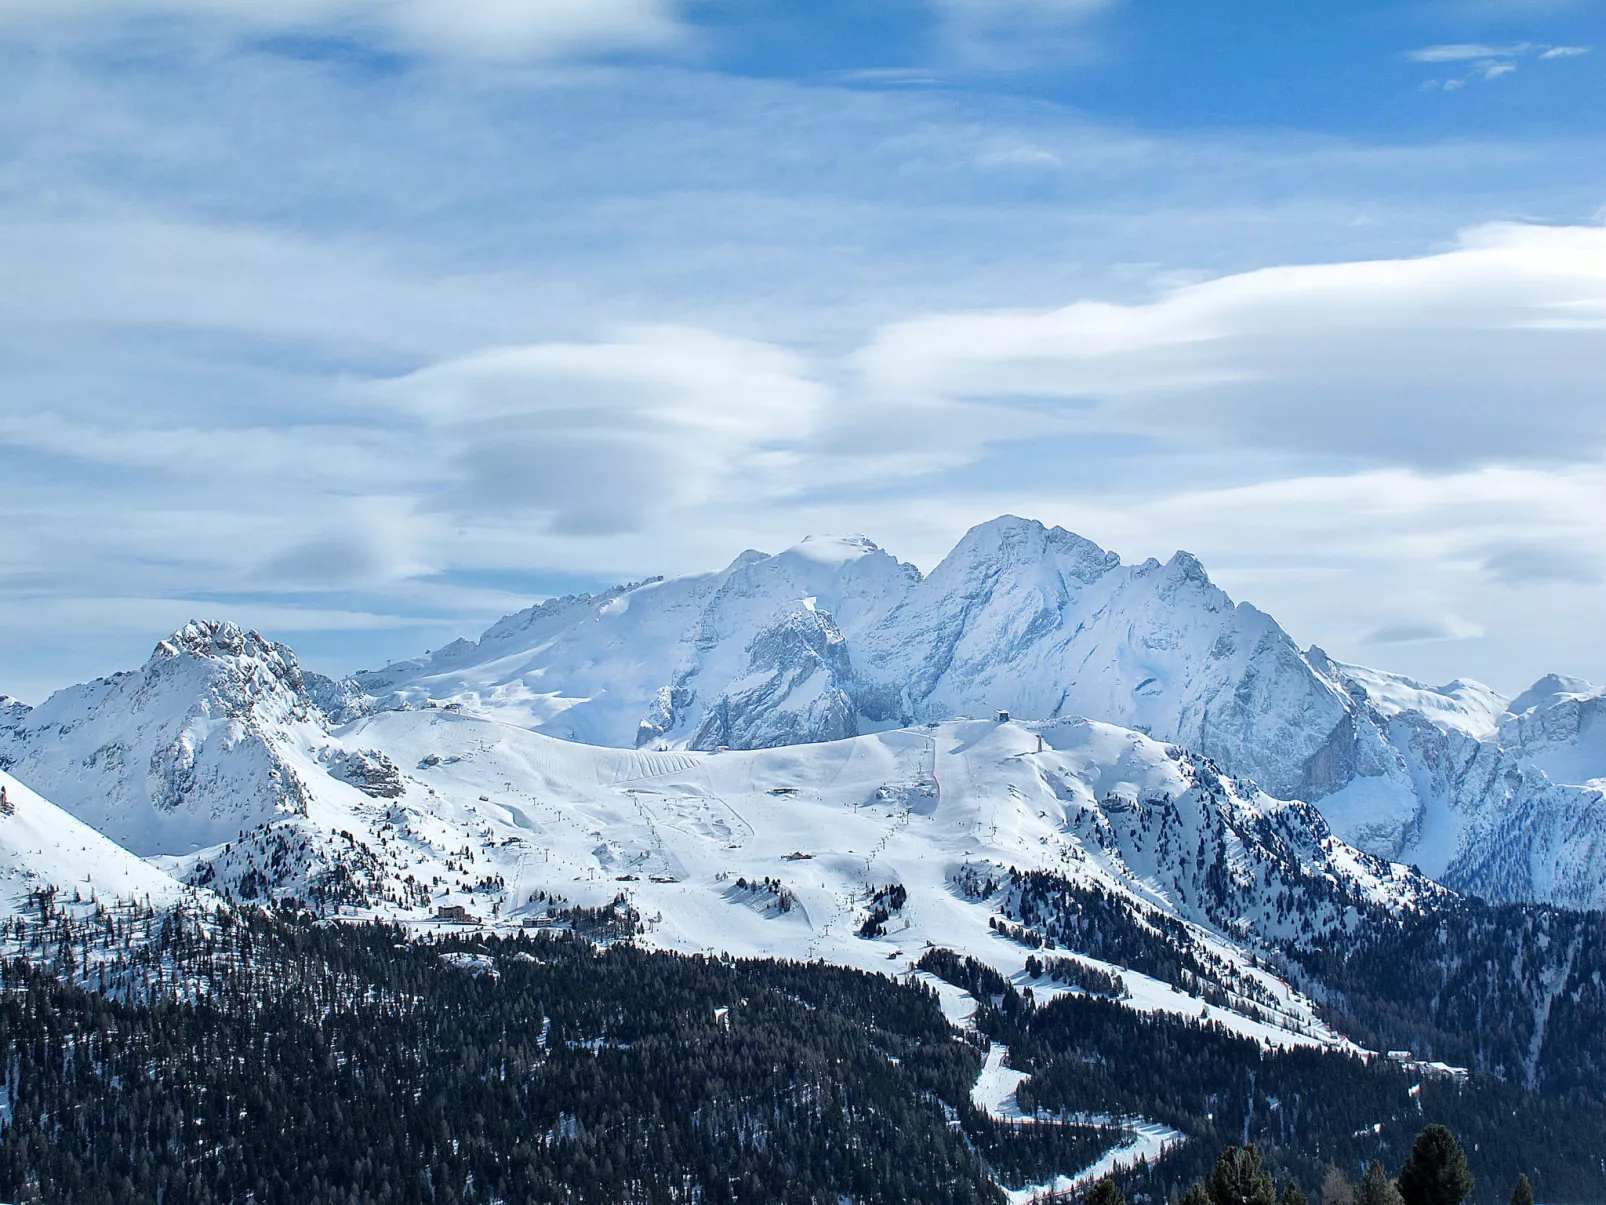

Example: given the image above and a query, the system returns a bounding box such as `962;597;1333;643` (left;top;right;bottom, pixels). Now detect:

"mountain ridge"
346;516;1606;906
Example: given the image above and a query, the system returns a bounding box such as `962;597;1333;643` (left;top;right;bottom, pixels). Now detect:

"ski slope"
160;707;1394;1050
0;769;191;913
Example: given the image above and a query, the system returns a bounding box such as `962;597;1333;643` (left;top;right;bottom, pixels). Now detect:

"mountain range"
7;515;1606;1200
3;517;1602;935
350;516;1606;906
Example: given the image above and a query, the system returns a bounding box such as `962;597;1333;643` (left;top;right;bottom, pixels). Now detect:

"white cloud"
0;0;687;59
1406;42;1538;62
1403;39;1589;87
932;0;1113;69
854;222;1606;467
3;41;1605;700
380;327;829;534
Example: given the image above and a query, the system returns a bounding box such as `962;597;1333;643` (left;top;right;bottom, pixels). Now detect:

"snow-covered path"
969;1042;1185;1202
971;1043;1033;1121
1000;1122;1186;1205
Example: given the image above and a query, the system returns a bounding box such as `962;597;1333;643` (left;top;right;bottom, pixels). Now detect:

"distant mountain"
1499;673;1606;787
4;517;1604;908
354;516;1606;907
0;620;356;855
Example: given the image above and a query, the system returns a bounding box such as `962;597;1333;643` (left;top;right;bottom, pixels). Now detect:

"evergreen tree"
1086;1175;1126;1205
1509;1175;1533;1205
1358;1162;1405;1205
1398;1125;1475;1205
1281;1182;1309;1205
1208;1145;1276;1205
1182;1183;1212;1205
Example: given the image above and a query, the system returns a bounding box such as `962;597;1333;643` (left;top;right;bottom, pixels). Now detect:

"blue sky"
0;0;1603;701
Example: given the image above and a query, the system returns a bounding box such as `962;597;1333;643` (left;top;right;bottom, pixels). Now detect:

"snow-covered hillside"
0;768;191;913
0;617;1441;1048
353;516;1606;907
171;707;1440;1046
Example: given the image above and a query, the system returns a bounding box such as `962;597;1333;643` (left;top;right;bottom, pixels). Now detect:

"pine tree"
1282;1182;1309;1205
1358;1162;1404;1205
1208;1145;1276;1205
1398;1124;1475;1205
1086;1174;1126;1205
1510;1174;1534;1205
1182;1184;1213;1205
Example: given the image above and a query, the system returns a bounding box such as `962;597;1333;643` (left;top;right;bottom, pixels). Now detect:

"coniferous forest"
0;908;1125;1205
2;903;1605;1205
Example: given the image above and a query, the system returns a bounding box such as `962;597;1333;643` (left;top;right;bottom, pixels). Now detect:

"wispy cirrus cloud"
1405;39;1590;88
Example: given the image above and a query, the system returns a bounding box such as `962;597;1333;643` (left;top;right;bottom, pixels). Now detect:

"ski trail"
967;1030;1185;1201
805;802;911;959
1000;1123;1185;1204
605;750;705;786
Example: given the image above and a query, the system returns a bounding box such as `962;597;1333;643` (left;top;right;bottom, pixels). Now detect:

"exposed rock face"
0;620;354;855
1498;674;1606;787
325;749;405;799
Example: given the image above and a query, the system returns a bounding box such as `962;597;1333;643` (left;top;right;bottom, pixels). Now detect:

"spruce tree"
1208;1145;1277;1205
1510;1175;1534;1205
1086;1174;1126;1205
1398;1125;1475;1205
1358;1161;1405;1205
1282;1182;1310;1205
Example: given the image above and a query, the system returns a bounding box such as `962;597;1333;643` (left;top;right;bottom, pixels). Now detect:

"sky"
0;0;1604;702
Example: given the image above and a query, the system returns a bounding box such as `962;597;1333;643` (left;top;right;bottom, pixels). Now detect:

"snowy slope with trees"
0;768;191;913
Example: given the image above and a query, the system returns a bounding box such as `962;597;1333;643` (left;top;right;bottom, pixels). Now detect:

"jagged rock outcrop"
0;620;358;855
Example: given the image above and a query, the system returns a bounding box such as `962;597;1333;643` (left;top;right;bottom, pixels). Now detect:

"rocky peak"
1508;673;1600;717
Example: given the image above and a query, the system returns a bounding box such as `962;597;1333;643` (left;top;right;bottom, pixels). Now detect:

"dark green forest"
0;909;1116;1205
1287;901;1606;1101
917;949;1606;1205
4;891;1606;1204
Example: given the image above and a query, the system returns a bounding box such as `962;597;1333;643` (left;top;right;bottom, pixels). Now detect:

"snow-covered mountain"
354;516;1606;908
0;620;362;855
0;604;1442;1047
0;620;437;912
360;520;1359;801
4;516;1604;917
0;768;191;914
1498;673;1606;787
